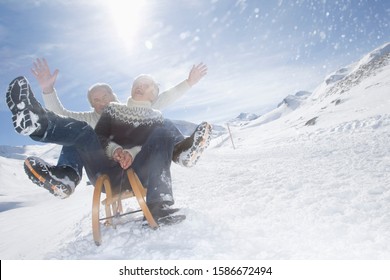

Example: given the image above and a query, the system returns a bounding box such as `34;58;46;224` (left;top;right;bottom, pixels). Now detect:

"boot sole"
180;122;212;167
6;77;41;135
24;158;71;199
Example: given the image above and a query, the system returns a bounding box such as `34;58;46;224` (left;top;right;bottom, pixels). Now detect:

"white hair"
87;83;119;105
133;74;160;98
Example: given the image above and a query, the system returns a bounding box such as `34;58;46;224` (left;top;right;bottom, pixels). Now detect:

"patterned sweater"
42;80;191;128
95;99;164;160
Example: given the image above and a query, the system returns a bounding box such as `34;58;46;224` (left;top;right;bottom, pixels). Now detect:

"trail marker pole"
226;123;236;150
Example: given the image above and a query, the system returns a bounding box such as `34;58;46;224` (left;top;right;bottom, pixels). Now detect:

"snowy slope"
246;90;311;128
0;43;390;259
247;42;390;131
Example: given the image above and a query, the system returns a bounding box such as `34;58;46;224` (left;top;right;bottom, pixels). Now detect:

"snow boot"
145;202;185;226
173;121;212;167
24;156;80;199
6;76;48;136
147;202;180;219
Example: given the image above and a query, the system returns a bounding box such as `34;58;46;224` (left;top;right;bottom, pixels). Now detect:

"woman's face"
131;76;158;102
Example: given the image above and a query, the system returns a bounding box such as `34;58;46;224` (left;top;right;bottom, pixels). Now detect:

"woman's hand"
187;62;208;87
113;148;133;169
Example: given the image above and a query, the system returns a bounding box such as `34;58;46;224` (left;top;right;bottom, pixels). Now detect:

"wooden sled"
92;168;158;246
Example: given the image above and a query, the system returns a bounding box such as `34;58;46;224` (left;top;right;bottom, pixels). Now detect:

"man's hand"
187;62;208;87
31;58;59;94
113;148;133;169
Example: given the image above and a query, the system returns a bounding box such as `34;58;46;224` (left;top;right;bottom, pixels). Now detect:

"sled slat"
92;169;158;246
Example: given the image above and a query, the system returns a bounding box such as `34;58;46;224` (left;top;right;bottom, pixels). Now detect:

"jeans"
52;118;184;182
57;146;83;178
31;112;178;205
30;112;93;178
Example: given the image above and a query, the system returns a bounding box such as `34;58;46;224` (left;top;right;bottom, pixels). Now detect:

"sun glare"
108;0;148;49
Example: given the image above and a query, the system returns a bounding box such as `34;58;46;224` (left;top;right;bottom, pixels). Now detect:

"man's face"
131;76;158;102
90;88;116;114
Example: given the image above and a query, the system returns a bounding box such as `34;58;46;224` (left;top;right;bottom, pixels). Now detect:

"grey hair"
87;83;119;106
133;74;160;98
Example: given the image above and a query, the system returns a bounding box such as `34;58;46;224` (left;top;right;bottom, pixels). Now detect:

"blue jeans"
52;118;184;186
31;112;178;205
57;146;83;178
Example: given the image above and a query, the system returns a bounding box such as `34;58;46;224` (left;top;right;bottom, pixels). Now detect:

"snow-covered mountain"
276;91;311;110
229;112;260;126
245;42;390;130
313;42;390;100
172;119;227;138
0;42;389;260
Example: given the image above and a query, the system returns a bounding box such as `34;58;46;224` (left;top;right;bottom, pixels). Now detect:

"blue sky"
0;0;389;146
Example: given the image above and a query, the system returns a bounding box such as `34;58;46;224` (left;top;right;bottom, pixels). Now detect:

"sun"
107;0;148;49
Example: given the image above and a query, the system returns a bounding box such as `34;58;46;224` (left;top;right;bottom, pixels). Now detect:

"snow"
1;43;390;260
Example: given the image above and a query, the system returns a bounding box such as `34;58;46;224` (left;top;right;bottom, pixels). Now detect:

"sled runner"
92;168;158;246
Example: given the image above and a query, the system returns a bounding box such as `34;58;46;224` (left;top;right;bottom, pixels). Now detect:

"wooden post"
226;123;236;149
